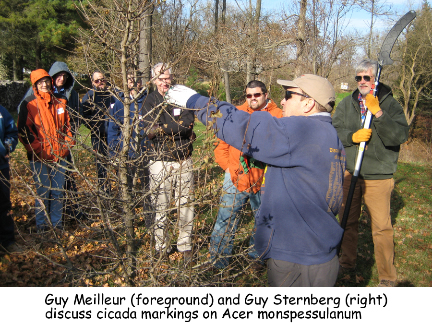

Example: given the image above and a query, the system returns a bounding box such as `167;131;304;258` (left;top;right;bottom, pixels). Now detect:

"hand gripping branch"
337;11;416;255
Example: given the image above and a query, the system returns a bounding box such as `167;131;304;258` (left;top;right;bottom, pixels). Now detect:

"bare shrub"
399;139;432;165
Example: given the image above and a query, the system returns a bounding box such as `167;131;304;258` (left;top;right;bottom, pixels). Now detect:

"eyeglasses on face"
56;73;68;79
355;75;373;82
246;93;264;99
158;77;171;83
37;79;51;86
94;79;106;84
284;90;309;101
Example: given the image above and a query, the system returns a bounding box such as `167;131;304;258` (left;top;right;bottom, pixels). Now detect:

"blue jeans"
210;172;261;268
30;160;66;230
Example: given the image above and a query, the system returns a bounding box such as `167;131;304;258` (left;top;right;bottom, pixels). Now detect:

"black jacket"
143;90;194;161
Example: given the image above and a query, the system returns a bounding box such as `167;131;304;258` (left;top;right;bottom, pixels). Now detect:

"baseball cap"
277;74;336;112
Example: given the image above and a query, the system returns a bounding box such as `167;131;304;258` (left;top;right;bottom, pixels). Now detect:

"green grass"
194;112;432;287
4;111;431;287
336;162;432;287
336;92;351;106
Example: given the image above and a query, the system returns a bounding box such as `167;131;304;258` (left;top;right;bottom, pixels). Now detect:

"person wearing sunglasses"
211;80;282;271
82;70;117;193
333;59;409;287
165;74;345;286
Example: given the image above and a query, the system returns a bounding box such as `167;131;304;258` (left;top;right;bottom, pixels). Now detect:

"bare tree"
295;0;307;77
358;0;392;58
139;1;155;85
389;4;432;125
283;0;358;83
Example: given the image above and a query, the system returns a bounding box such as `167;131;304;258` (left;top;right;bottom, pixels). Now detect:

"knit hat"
30;69;51;85
277;74;336;112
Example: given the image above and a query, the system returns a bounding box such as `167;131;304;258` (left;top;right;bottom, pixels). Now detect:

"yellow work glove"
365;93;381;115
352;129;372;143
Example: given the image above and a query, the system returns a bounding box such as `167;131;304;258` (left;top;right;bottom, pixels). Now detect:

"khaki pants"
149;158;194;253
339;171;397;281
267;255;339;287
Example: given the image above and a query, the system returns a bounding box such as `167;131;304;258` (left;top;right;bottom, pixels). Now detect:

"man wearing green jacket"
333;59;409;287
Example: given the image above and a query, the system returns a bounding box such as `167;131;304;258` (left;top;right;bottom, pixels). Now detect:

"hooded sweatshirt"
18;62;82;132
18;69;74;162
189;94;345;266
48;62;82;131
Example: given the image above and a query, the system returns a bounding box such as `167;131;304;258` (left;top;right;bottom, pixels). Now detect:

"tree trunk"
246;0;261;83
215;0;219;32
368;0;375;58
223;69;231;103
295;0;307;77
139;2;154;86
18;56;24;80
35;39;42;69
12;56;17;81
220;0;231;103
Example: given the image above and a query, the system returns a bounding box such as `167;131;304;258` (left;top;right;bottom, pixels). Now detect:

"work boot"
378;280;396;287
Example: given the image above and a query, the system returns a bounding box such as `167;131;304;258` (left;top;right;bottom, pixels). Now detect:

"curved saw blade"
378;10;416;66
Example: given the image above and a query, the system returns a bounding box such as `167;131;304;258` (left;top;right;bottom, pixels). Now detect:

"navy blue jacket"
189;95;346;266
82;87;117;137
0;105;18;170
108;93;148;159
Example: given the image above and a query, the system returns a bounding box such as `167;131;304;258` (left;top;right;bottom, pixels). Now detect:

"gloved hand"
165;85;198;107
352;129;372;143
365;94;381;115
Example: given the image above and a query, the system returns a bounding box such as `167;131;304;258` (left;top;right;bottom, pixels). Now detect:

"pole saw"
337;10;416;255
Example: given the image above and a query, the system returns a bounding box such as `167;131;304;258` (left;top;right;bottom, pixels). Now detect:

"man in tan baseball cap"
165;73;346;287
277;74;336;116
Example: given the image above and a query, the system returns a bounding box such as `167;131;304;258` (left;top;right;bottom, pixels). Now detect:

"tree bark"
295;0;307;78
215;0;219;32
139;1;154;85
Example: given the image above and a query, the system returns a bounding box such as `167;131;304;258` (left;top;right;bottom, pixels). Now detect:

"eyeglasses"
246;93;264;99
37;79;51;85
355;75;373;82
284;90;310;101
94;79;106;84
56;73;68;79
158;77;171;83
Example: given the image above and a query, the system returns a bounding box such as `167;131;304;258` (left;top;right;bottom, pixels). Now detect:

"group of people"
0;58;408;287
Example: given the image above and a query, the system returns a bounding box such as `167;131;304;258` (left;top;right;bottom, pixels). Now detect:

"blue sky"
229;0;424;31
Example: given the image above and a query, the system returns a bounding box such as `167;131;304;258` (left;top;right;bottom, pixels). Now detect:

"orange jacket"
18;87;74;162
214;99;283;193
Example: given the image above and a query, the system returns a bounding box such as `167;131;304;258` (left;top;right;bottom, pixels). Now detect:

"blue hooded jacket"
108;92;148;159
0;105;18;170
